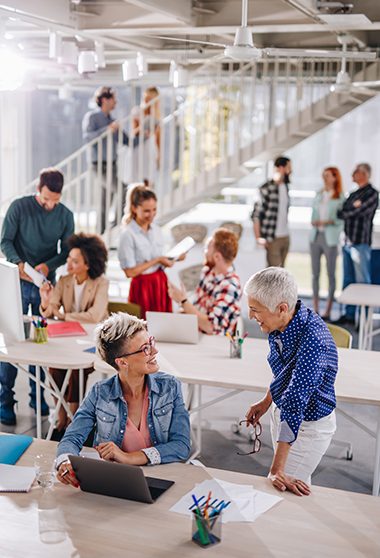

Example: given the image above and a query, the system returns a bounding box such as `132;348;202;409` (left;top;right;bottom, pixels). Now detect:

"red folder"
47;321;87;337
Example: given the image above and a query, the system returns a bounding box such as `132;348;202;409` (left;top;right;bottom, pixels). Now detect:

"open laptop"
69;455;174;503
146;311;199;344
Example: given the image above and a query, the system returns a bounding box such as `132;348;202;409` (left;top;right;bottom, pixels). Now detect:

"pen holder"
34;327;48;344
191;509;222;548
229;340;242;359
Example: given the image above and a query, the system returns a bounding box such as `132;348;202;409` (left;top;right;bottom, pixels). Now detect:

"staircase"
1;58;378;243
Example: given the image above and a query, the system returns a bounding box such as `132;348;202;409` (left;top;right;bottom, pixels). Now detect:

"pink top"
121;386;152;452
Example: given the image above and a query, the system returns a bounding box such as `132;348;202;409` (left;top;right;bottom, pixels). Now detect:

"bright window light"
0;46;25;91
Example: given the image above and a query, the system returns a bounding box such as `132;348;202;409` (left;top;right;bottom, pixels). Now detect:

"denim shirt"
56;371;190;467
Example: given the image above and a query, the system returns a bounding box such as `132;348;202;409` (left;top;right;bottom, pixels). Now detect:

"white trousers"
270;405;336;485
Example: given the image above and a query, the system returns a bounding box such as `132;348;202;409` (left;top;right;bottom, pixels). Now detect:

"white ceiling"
0;0;379;87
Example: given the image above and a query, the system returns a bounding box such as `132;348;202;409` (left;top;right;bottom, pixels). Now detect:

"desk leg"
367;308;374;351
79;369;84;404
196;384;202;457
359;305;366;350
36;366;42;439
373;408;380;497
45;369;73;441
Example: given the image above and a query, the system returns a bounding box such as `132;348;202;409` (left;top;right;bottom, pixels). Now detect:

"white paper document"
170;478;282;523
165;236;196;260
24;262;47;288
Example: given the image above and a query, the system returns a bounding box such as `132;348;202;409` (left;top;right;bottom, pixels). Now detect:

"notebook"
0;434;33;465
47;321;87;337
0;464;35;493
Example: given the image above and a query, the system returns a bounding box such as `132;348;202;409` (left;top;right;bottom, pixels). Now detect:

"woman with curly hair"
39;233;109;430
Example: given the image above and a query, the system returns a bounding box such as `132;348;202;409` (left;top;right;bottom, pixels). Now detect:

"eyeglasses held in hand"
236;420;262;456
118;336;156;358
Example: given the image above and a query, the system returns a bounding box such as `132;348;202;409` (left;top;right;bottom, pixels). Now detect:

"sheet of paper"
165;236;196;260
24;262;47;288
80;450;101;460
169;477;282;523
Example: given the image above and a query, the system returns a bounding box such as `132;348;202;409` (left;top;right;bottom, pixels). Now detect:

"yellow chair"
220;221;243;240
327;322;353;460
327;323;352;349
108;301;141;318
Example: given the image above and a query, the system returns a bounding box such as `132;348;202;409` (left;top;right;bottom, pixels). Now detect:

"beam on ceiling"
0;0;76;27
81;23;380;35
124;0;193;25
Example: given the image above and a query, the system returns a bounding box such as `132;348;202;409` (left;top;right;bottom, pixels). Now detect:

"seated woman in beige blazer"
40;233;109;431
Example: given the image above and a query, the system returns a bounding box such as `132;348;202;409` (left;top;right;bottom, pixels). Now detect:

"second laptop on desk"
69;456;174;503
146;312;199;344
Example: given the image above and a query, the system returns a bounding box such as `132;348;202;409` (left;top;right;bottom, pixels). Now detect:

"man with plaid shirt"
334;163;379;325
168;228;242;335
251;156;292;267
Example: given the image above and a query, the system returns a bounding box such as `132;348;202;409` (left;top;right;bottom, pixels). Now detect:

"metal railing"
1;57;378;242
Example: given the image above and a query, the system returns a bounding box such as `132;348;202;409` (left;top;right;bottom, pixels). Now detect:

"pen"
61;468;69;478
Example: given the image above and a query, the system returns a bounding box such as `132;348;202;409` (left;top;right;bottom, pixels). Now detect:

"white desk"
95;336;380;495
144;336;380;496
2;438;380;558
0;326;96;439
337;283;380;350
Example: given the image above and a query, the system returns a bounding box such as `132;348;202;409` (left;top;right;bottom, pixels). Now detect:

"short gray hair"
356;163;371;177
95;312;147;369
244;267;298;313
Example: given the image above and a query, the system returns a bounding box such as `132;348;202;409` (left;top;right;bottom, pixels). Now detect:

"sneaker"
29;399;50;416
0;402;17;426
331;315;355;326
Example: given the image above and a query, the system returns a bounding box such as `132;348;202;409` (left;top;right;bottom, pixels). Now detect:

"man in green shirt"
0;168;74;425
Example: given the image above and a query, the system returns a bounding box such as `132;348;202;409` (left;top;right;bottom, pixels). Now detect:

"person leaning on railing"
55;312;190;486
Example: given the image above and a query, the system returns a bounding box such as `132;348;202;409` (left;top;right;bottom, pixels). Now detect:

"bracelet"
180;298;188;305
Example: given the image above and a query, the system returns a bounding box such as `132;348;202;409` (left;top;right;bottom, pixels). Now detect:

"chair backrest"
327;323;352;349
178;264;203;292
171;223;207;244
108;301;141;318
220;221;243;240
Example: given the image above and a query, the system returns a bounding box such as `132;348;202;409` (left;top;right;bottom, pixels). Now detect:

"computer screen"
0;260;25;343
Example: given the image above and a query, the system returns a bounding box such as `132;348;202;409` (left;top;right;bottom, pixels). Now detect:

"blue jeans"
342;243;372;319
0;280;46;407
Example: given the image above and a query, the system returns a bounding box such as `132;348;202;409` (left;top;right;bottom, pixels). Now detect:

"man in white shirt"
251;157;292;267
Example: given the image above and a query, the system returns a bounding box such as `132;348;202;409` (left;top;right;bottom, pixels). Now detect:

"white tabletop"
1;438;379;558
337;283;380;307
96;335;380;408
0;325;96;370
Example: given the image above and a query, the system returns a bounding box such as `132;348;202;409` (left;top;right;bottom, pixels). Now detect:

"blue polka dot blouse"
268;300;338;443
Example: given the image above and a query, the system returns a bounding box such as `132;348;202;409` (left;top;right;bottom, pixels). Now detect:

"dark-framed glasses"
118;336;156;358
236;420;262;456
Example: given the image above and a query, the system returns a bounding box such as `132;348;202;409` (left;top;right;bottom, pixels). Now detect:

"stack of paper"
0;464;35;493
170;477;282;523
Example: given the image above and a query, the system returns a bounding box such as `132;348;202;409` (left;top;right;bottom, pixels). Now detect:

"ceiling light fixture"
78;50;98;74
122;52;145;81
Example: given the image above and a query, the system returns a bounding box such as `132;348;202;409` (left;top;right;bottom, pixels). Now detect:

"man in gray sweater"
0;168;74;425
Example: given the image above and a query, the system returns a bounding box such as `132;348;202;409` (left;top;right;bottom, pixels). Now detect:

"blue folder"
0;434;33;465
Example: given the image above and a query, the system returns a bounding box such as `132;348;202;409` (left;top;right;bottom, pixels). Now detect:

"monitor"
0;260;25;343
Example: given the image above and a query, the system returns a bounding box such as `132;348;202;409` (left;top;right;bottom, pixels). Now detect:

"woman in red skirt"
118;184;174;318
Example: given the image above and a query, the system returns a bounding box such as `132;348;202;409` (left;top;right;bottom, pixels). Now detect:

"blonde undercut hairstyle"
95;313;147;370
244;267;298;313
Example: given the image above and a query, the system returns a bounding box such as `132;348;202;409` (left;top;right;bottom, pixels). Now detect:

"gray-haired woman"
244;267;337;496
55;312;190;487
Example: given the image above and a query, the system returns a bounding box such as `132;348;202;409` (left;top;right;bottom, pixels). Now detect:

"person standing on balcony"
128;87;161;188
310;167;345;320
82;86;128;234
0;168;74;426
118;184;176;319
333;163;379;326
251;156;292;267
168;228;242;335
